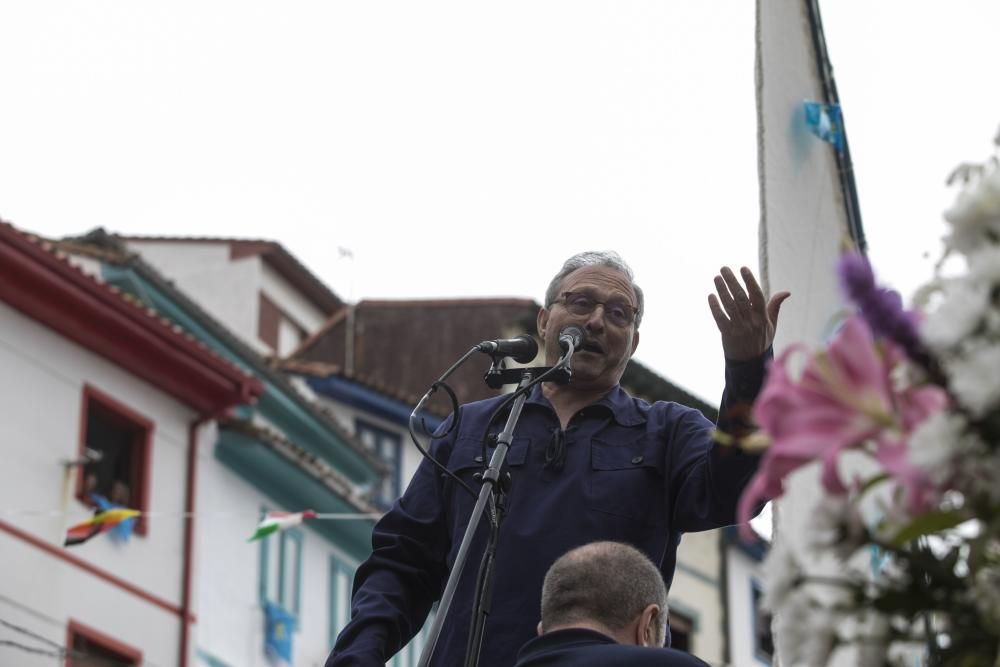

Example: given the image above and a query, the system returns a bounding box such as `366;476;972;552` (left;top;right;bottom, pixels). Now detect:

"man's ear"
536;621;544;637
537;307;549;339
637;604;660;648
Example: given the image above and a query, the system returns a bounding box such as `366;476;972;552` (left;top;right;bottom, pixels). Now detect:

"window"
667;610;693;652
751;582;774;663
329;555;355;648
67;620;142;666
356;420;402;507
77;385;153;535
259;512;304;618
258;292;307;355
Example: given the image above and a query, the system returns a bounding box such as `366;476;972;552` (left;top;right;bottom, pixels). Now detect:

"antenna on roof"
338;247;357;375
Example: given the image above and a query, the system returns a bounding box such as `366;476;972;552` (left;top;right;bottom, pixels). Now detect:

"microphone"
558;325;586;353
476;335;539;363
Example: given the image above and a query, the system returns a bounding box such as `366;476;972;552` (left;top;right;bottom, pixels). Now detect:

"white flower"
887;640;930;666
973;567;1000;631
920;279;989;351
761;539;801;611
957;448;1000;504
947;341;1000;417
772;590;839;667
906;411;968;486
806;555;858;610
840;611;890;667
805;494;868;561
968;245;1000;284
944;166;1000;254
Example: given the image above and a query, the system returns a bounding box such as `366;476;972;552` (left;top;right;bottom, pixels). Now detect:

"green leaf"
889;509;968;547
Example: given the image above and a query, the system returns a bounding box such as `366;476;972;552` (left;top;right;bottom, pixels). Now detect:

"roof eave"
0;223;263;414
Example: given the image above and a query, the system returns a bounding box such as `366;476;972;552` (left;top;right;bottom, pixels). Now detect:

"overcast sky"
1;1;998;402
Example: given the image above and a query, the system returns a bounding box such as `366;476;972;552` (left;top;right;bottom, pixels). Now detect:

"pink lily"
737;315;947;540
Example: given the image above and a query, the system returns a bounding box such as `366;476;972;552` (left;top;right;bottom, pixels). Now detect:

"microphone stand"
416;368;536;667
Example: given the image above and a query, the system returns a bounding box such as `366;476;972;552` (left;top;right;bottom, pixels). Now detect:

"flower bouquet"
737;130;1000;666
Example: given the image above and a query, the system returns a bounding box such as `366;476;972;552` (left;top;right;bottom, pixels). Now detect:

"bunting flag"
803;100;845;153
90;494;136;543
64;508;141;547
247;510;317;542
263;602;296;667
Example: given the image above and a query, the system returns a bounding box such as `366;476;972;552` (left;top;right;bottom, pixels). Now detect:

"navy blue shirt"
514;628;711;667
327;357;766;667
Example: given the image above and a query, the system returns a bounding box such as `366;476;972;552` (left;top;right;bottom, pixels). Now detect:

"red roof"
291;298;541;408
0;221;263;414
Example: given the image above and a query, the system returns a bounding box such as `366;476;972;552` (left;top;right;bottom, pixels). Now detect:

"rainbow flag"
64;508;141;547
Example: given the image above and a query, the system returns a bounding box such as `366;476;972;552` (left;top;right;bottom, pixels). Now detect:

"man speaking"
327;251;788;667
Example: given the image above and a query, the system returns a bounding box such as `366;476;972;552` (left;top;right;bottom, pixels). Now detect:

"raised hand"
708;266;790;362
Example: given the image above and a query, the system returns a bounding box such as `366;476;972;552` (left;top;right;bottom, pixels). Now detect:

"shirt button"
631;456;644;465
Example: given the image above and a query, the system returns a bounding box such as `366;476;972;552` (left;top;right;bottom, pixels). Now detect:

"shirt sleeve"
325;416;456;667
667;350;771;531
718;348;771;434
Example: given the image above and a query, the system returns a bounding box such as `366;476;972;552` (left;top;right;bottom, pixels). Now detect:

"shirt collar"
517;627;617;659
526;383;646;427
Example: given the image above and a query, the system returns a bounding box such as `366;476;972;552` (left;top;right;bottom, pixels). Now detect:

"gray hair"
540;542;668;645
544;251;644;328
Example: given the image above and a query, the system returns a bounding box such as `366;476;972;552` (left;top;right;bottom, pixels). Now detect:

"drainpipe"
345;304;356;376
179;414;213;667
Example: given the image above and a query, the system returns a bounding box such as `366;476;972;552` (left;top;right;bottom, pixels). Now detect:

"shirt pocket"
587;435;666;527
444;436;531;523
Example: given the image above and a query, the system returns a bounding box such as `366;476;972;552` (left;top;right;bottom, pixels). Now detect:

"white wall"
193;431;363;667
260;262;330;335
756;2;856;664
0;300;198;667
671;530;723;664
126;240;266;354
725;545;769;667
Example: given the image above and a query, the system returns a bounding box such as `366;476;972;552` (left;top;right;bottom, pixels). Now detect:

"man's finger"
767;292;791;329
740;267;766;308
713;275;738;316
708;294;730;330
720;267;750;307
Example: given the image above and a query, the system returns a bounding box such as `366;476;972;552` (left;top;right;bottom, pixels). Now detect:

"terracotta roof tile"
293;299;541;407
0;220;262;409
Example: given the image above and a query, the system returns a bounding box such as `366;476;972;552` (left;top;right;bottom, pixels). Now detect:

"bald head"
539;542;668;646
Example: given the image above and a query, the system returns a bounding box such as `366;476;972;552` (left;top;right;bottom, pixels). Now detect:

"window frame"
258;508;305;622
750;579;774;664
66;619;142;666
75;384;154;536
355;419;402;507
666;605;699;653
258;291;307;354
328;554;355;648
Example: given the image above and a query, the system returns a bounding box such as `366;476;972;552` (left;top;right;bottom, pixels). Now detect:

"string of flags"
32;506;382;547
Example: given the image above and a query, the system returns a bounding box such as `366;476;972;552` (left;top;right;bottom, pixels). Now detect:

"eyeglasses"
557;291;638;327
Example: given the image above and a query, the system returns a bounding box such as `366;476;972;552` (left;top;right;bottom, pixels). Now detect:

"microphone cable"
478;340;577;468
408;346;479;499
